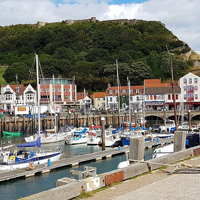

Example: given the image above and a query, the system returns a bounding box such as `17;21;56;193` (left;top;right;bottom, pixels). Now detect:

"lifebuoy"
10;155;15;161
29;162;35;170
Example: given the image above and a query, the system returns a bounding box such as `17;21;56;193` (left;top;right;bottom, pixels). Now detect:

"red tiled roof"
10;85;26;95
145;78;161;85
93;92;105;98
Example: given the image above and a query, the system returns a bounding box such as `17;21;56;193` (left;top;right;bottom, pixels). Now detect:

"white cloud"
0;0;200;54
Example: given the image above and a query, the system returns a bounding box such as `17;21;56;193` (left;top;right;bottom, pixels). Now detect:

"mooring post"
69;112;71;125
135;111;138;126
174;131;186;152
101;117;105;151
129;138;144;162
0;117;2;137
23;115;25;134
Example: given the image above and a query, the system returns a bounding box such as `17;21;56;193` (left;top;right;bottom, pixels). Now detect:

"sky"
0;0;200;54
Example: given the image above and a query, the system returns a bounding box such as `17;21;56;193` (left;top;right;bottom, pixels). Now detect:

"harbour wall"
0;112;133;136
21;145;200;200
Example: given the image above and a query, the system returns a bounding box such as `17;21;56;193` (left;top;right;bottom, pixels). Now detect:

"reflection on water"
0;136;155;200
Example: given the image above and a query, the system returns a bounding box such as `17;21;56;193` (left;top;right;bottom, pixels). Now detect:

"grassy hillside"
0;20;193;91
0;66;8;85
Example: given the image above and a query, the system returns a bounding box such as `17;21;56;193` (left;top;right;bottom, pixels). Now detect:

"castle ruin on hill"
36;17;165;28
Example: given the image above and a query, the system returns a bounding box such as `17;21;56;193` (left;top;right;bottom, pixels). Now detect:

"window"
122;90;126;94
64;88;66;92
6;88;10;91
146;95;149;100
130;96;133;101
168;95;171;100
109;90;113;95
110;97;112;102
150;95;153;100
40;88;44;92
184;94;186;99
130;89;133;94
137;96;139;101
98;98;100;101
52;88;55;92
194;78;198;83
46;88;49;92
195;86;198;90
195;94;198;99
6;95;12;100
154;95;156;100
27;94;34;100
183;78;187;83
176;94;178;100
136;89;139;94
183;86;186;91
58;88;61;92
68;89;70;92
115;90;118;94
189;78;192;83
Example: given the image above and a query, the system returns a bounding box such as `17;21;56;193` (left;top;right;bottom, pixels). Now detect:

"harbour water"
0;136;155;200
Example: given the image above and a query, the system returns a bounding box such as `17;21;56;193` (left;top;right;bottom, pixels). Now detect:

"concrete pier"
21;145;200;200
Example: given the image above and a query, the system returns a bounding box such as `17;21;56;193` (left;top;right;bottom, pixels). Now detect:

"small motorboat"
3;131;22;137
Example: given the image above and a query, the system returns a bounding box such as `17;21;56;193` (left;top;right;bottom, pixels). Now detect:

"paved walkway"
86;156;200;200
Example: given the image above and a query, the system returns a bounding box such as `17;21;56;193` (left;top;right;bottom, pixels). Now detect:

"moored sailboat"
0;137;63;170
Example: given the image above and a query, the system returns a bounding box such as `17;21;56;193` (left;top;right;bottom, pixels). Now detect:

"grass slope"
0;66;8;85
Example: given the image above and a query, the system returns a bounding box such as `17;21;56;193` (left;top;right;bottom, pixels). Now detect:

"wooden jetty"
0;137;173;182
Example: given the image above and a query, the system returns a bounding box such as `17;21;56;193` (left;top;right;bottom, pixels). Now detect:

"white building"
105;85;143;111
0;84;36;112
178;72;200;110
145;86;181;111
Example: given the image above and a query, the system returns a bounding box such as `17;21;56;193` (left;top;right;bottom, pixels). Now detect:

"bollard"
101;117;105;151
48;159;51;167
157;137;159;143
129;138;144;161
174;131;186;152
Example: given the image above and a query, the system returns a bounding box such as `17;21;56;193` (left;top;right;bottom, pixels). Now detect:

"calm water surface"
0;136;154;200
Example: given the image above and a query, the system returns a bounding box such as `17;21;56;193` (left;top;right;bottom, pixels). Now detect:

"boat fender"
10;155;15;161
29;162;35;170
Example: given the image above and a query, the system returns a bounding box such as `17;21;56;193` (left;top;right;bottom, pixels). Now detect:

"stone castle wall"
36;17;165;28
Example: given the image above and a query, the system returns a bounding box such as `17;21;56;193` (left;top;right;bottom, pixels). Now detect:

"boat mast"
116;60;121;126
36;54;41;134
127;77;131;124
166;45;178;131
53;74;56;133
143;79;146;129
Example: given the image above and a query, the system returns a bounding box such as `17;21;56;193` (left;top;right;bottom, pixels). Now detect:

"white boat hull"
0;152;62;171
65;136;88;145
153;143;174;159
87;137;102;145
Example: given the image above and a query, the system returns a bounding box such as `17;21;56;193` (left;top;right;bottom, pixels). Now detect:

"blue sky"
0;0;200;55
